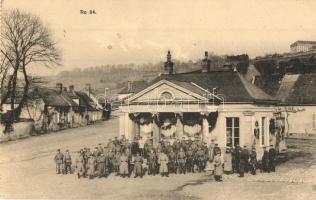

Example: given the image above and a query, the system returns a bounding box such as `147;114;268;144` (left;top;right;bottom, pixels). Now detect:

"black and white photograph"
0;0;316;199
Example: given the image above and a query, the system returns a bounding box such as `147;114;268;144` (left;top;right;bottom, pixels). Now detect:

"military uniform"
223;150;233;174
87;156;96;179
168;150;177;174
64;151;72;174
158;152;169;176
119;154;129;177
147;151;157;175
54;151;64;174
96;154;106;177
177;150;187;174
75;152;85;178
186;148;195;173
133;155;143;178
195;148;206;172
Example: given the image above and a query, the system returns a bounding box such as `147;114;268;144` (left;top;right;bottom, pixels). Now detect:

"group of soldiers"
54;135;277;181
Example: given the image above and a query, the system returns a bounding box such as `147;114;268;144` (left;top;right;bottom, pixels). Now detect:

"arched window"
159;91;174;100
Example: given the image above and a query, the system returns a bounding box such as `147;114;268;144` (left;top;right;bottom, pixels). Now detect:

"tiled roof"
118;80;149;94
75;91;98;111
128;70;276;103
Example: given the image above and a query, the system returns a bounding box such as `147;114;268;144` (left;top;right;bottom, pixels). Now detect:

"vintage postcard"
0;0;316;199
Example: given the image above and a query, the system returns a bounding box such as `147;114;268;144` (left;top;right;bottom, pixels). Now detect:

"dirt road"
0;115;315;200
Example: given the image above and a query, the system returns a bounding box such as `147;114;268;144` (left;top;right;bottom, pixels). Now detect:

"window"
226;117;240;147
261;117;266;145
159;91;173;100
313;114;316;129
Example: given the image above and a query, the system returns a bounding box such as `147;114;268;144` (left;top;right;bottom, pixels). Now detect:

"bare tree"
0;9;61;123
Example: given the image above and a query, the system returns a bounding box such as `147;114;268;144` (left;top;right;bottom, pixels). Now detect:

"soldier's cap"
57;149;60;151
66;149;69;152
270;145;273;147
99;143;102;145
215;143;218;145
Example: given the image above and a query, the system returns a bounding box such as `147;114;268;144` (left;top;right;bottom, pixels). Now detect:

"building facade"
119;52;285;157
290;40;316;53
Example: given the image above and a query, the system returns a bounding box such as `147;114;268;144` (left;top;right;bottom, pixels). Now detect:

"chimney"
69;85;74;92
202;51;211;73
56;83;63;93
86;83;91;97
163;50;174;74
127;81;132;92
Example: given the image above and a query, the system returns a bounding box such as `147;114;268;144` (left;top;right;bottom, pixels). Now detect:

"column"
152;113;160;148
202;117;209;144
124;112;134;140
175;113;183;138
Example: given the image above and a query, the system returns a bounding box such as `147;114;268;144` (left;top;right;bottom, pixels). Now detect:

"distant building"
290;40;316;53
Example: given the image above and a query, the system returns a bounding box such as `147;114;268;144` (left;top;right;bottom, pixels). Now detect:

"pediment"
127;79;207;103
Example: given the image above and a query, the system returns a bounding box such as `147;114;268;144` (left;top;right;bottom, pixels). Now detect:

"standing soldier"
177;148;187;174
196;147;206;172
269;145;277;172
223;148;233;174
239;145;250;177
119;151;129;178
214;152;223;182
54;149;64;174
147;149;157;175
98;143;104;155
75;150;85;178
87;155;96;179
134;152;143;178
213;143;221;156
249;147;257;175
97;153;106;178
114;151;121;176
107;149;115;173
186;146;195;173
233;144;241;173
64;149;72;174
168;148;177;174
158;150;169;177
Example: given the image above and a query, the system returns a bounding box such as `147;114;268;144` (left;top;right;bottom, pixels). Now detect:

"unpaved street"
0;113;316;200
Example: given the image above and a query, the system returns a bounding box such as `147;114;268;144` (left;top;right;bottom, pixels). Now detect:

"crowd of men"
54;135;277;181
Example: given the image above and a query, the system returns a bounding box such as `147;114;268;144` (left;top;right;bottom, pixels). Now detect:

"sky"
3;0;316;75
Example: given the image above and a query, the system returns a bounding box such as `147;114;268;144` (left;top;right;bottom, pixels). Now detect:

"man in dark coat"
168;148;177;174
249;147;257;175
131;137;140;156
269;145;277;172
133;152;143;178
239;145;250;177
147;149;158;175
262;146;270;173
177;148;187;174
186;146;195;173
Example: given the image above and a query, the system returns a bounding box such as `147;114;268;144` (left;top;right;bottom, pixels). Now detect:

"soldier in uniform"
133;152;143;178
147;149;157;175
131;137;140;156
98;143;104;155
186;146;195;173
114;151;121;176
54;149;64;174
64;149;72;174
168;148;177;174
87;154;96;179
249;147;257;175
213;143;221;156
239;145;250;177
119;151;129;178
173;138;181;153
107;149;115;173
233;144;241;173
158;150;169;177
269;145;277;172
195;147;206;172
177;148;187;174
107;139;115;152
96;152;106;178
75;150;85;178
